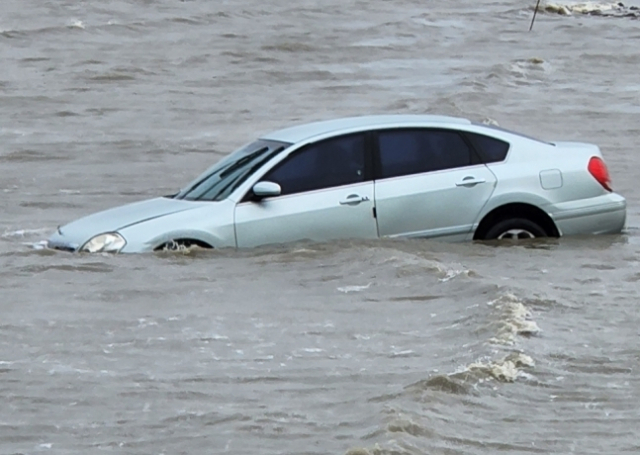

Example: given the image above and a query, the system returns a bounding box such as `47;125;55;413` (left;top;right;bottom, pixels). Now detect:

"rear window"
464;132;510;163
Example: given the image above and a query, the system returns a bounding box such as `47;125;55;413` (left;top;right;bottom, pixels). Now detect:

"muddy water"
1;1;640;453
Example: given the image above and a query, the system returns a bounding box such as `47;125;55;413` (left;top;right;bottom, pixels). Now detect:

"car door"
373;128;497;241
234;133;378;248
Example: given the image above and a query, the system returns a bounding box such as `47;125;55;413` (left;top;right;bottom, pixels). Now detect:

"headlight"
80;232;126;253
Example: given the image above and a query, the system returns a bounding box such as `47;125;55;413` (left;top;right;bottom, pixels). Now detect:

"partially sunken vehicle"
47;115;626;253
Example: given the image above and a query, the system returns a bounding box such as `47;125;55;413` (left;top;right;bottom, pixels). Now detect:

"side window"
262;133;365;196
464;132;510;163
377;129;473;179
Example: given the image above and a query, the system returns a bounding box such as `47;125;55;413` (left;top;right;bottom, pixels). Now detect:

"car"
46;114;627;253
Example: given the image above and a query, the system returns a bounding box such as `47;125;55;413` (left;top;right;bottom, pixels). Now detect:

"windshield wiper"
219;147;269;178
177;147;270;199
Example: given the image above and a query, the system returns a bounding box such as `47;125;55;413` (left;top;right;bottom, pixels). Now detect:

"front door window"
262;133;366;195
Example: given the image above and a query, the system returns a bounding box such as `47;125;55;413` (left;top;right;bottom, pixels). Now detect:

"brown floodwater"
1;1;640;453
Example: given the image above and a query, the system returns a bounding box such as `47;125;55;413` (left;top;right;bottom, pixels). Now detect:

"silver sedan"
47;115;627;253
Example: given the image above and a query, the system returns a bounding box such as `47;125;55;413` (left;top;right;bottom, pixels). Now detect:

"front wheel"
155;239;212;251
484;218;547;240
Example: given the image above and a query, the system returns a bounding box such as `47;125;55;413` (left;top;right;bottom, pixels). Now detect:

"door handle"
455;177;486;187
339;194;370;205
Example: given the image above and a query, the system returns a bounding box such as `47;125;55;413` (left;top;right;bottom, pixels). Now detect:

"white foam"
466;353;535;383
544;1;628;15
290;248;317;254
438;268;470;282
487;293;541;345
337;282;373;293
482;117;500;126
442;294;542;386
2;228;50;239
69;19;85;29
29;240;49;250
390;349;416;358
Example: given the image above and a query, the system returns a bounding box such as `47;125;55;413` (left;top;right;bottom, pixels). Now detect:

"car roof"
260;114;471;144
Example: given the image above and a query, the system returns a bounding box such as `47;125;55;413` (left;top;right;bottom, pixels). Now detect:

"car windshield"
173;139;290;201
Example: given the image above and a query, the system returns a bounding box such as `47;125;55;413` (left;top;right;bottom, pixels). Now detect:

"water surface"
1;1;640;453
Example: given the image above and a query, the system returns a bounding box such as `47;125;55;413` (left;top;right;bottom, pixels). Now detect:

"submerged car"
47;115;626;253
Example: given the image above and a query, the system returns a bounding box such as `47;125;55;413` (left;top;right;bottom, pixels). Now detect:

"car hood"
51;197;201;249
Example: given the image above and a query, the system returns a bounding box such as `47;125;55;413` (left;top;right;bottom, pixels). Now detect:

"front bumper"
47;235;79;252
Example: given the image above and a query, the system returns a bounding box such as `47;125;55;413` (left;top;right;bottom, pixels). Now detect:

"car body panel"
550;193;627;236
118;199;236;252
48;197;204;251
234;182;377;248
374;164;498;241
468;139;626;238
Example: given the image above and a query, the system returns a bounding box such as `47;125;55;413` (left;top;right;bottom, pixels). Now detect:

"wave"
349;291;542;454
543;1;640;17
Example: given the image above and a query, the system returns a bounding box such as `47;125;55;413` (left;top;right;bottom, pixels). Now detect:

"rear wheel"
484;218;547;240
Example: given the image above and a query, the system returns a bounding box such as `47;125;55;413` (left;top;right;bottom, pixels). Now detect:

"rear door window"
376;129;474;179
464;132;510;163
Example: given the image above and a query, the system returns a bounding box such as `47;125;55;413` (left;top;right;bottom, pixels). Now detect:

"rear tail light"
588;156;612;191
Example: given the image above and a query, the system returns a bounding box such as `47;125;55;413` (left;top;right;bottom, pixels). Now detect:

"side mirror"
252;181;281;200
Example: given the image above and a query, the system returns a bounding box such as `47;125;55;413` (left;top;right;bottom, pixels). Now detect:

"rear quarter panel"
468;132;614;233
487;135;609;199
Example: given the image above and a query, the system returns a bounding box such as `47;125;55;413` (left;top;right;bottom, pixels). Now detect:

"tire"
155;239;211;251
484;218;547;240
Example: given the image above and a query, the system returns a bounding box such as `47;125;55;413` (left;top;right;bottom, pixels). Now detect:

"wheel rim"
497;228;536;240
162;240;182;251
